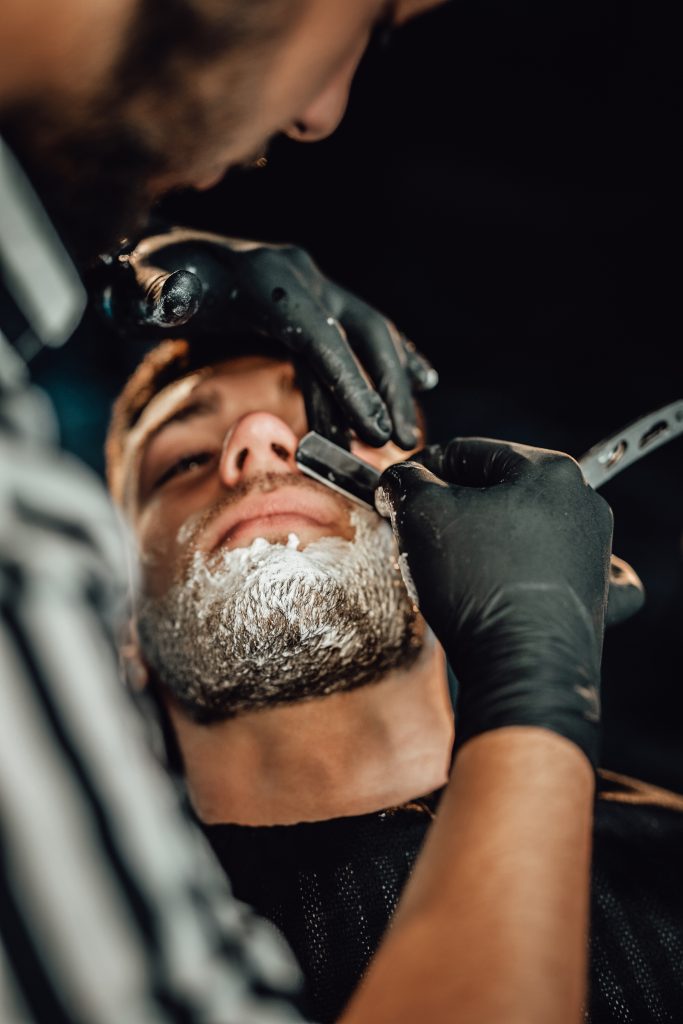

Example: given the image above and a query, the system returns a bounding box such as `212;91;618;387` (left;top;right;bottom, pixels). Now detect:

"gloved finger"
407;444;447;477
405;438;581;490
267;279;393;446
130;261;202;328
444;436;585;487
375;460;448;520
337;292;419;450
400;335;439;392
408;437;532;487
275;243;323;287
293;357;350;449
605;554;645;628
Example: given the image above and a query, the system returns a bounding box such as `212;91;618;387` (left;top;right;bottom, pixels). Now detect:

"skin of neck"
164;633;454;826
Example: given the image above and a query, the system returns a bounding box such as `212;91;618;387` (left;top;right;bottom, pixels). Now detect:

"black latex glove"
376;438;614;766
95;226;437;449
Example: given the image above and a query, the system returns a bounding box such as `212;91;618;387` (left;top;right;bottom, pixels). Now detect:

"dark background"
34;0;682;788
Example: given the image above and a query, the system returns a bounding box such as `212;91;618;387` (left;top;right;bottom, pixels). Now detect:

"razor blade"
295;432;380;509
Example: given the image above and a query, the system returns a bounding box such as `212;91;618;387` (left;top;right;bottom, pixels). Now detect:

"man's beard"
136;503;424;724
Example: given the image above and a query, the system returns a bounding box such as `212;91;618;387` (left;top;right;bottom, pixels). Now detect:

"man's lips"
223;513;331;547
202;485;347;552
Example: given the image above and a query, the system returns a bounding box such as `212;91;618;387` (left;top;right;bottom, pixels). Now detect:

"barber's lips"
203;486;348;553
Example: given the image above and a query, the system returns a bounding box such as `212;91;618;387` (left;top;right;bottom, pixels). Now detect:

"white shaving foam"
137;508;423;720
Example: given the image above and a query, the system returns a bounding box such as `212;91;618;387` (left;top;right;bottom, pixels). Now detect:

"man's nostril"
271;443;290;461
235;448;248;471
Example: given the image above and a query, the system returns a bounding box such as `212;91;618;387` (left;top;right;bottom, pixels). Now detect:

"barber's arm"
96;226;437;449
339;439;611;1024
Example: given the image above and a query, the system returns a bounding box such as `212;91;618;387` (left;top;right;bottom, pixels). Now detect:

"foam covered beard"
136;508;424;722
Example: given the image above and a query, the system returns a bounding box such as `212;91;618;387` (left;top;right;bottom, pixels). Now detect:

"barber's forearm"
341;727;594;1024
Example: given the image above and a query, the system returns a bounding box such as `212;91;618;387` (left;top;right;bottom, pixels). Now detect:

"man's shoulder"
593;769;683;880
590;770;683;1018
596;768;683;830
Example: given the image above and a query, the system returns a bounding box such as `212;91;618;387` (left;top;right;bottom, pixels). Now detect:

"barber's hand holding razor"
377;438;614;767
96;226;437;449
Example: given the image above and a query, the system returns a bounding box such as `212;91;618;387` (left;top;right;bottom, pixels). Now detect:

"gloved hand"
376;438;614;767
95;226;437;449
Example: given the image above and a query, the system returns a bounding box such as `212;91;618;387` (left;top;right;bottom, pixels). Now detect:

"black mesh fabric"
204;796;438;1022
203;776;683;1024
588;776;683;1022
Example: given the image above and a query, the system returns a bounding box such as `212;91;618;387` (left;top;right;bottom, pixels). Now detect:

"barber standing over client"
2;2;614;1022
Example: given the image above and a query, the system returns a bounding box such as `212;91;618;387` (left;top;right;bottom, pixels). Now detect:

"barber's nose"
286;92;349;142
219;412;299;487
285;51;360;143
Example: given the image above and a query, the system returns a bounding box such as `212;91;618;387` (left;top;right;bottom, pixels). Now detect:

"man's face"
125;356;424;720
4;0;445;261
131;356;408;595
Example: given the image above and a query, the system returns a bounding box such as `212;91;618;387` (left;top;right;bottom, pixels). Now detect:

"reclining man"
107;335;683;1024
2;0;674;1020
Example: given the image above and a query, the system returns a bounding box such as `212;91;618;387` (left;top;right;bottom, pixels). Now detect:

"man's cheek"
350;439;420;473
136;527;180;599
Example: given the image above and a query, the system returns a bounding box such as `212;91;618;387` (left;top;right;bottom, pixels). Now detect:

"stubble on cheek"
136;514;187;600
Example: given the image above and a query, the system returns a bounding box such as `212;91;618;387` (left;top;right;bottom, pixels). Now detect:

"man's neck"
166;636;454;826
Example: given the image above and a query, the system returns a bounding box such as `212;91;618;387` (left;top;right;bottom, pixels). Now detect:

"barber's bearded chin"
3;108;162;265
136;482;425;724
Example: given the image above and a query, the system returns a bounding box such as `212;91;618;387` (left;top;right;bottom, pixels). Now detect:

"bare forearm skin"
341;727;595;1024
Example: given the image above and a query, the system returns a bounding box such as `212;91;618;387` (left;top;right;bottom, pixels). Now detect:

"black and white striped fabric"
0;137;307;1023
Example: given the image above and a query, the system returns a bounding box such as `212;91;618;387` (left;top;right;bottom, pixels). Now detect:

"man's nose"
219;412;299;487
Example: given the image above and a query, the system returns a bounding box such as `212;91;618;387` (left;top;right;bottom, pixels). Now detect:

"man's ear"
119;620;149;692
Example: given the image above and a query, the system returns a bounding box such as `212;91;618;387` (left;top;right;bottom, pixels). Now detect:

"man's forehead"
138;355;292;439
120;355;294;506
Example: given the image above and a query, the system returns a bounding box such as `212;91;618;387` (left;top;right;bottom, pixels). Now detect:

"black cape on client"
203;773;683;1024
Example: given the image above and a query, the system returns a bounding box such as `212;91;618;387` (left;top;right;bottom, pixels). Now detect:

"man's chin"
136;506;424;725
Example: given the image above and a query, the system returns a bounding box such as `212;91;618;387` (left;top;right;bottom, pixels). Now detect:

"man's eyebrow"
146;392;222;446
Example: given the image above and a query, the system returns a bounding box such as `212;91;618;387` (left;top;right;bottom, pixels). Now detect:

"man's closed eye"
154;451;217;490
